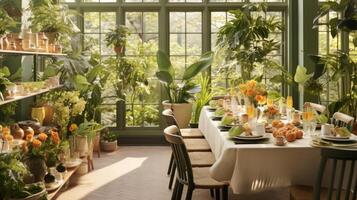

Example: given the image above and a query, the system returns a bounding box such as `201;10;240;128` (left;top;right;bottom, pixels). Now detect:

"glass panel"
186;34;202;55
186;13;202;32
170;12;185;33
84;12;100;33
170;34;186;55
101;12;116;33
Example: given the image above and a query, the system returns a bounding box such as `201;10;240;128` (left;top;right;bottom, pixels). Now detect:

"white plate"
65;158;82;168
45;180;63;192
234;135;268;141
322;136;353;142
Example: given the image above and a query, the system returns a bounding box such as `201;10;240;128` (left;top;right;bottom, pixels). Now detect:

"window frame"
63;0;289;133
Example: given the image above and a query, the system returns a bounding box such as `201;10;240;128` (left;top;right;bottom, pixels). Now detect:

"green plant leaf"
73;75;90;90
0;67;10;77
182;52;213;80
294;65;313;84
155;71;173;85
270;74;283;83
157;50;174;78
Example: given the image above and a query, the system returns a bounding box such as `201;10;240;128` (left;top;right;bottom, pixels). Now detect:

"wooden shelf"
0;50;66;56
0;85;63;106
47;165;81;200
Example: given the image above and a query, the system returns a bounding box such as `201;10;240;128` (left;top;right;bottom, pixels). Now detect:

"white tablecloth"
199;107;323;194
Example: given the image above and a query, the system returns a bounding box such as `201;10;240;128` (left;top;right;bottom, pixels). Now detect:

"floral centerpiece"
238;80;267;106
22;129;61;182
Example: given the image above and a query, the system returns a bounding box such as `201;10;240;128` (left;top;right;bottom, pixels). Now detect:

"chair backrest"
332;112;355;130
164;125;194;187
314;148;357;200
305;102;327;114
162;109;178;127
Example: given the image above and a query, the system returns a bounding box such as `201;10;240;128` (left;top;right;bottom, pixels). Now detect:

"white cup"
321;124;333;136
255;123;265;136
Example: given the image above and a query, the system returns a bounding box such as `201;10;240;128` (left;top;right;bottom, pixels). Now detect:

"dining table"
198;106;357;194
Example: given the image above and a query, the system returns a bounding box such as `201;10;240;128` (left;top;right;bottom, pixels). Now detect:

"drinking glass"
246;105;256;119
286;96;293;109
302;107;314;122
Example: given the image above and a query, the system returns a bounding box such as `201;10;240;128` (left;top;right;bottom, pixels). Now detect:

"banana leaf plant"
156;50;213;103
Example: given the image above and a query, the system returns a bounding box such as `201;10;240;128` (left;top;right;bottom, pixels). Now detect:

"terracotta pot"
11;123;24;139
114;45;124;55
162;100;192;128
25;157;47;182
101;140;117;152
75;135;88;157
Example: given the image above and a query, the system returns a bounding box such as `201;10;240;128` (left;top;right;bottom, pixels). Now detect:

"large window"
63;0;288;133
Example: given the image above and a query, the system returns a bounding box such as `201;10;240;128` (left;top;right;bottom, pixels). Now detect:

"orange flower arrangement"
38;133;48;142
239;80;267;105
32;139;42;148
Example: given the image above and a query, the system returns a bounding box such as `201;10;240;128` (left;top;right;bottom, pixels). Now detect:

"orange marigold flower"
38;133;48;142
32;139;42;148
69;123;78;132
22;141;28;153
255;95;266;104
247;80;257;88
4;134;13;141
2;127;10;135
26;134;34;141
51;131;60;145
245;89;255;97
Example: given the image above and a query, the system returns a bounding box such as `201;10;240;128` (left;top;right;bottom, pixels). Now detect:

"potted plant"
0;152;47;200
0;8;16;50
190;75;213;128
105;25;130;55
156;50;213;128
100;128;117;152
216;3;290;83
28;3;79;44
75;121;103;157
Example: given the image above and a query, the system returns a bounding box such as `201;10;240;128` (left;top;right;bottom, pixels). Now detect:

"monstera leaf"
294;65;314;84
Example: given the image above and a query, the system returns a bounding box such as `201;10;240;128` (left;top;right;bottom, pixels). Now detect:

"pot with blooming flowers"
238;80;267;106
22;129;61;182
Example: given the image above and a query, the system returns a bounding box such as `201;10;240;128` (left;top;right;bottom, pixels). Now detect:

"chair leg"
210;189;214;197
171;179;179;200
169;162;176;189
215;189;220;200
222;186;228;200
168;153;174;175
185;187;194;200
176;182;184;200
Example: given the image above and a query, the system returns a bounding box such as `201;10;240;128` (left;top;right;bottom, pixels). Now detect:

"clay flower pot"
101;140;117;152
162;100;192;128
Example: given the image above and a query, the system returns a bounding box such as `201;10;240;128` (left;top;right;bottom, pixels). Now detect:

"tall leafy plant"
192;75;213;124
0;8;17;37
156;50;213;103
216;3;290;83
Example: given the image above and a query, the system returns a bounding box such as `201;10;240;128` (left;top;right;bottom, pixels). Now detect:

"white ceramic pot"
162;100;192;128
75;135;88;157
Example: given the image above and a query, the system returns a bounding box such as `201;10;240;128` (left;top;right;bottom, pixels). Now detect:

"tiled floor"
56;146;289;200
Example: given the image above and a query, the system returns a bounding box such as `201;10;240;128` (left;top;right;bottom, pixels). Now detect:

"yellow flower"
69;123;78;132
32;139;42;148
38;133;48;142
247;80;257;88
2;127;10;135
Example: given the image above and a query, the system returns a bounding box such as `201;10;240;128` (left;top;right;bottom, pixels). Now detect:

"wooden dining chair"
162;109;215;189
290;148;357;200
331;112;355;131
304;102;327;114
164;125;229;200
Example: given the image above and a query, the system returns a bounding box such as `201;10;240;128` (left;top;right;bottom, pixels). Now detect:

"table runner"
199;106;323;194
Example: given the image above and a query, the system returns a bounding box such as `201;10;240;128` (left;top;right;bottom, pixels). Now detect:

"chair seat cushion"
181;128;204;138
183;138;211;152
290;185;349;200
193;167;229;189
189;151;215;167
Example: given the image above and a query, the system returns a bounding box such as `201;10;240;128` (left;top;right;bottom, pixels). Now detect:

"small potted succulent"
105;25;130;55
100;128;117;152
